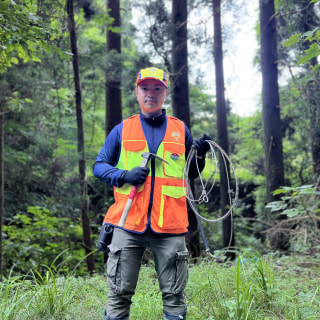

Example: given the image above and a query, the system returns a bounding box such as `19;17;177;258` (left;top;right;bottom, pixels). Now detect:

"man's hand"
192;134;212;156
123;167;150;185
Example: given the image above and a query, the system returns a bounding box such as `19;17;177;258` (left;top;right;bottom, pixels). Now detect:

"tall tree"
171;0;190;128
212;0;235;259
299;0;320;182
259;0;285;202
104;0;122;203
260;0;289;251
171;0;200;257
106;0;122;135
0;99;4;281
67;0;95;274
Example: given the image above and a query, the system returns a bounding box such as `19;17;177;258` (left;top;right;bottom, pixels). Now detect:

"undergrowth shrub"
265;184;320;253
3;206;87;276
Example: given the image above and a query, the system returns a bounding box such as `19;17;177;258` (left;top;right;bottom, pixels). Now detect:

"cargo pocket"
106;246;122;294
173;250;189;294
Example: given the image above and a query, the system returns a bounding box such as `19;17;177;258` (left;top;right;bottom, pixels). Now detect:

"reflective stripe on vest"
104;114;188;234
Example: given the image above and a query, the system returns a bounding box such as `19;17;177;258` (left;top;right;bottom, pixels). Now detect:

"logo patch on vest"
170;153;180;161
172;131;180;141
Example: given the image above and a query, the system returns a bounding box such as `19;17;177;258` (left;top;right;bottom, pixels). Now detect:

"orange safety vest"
104;114;188;234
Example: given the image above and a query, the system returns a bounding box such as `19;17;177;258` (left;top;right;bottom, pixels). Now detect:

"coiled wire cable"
183;140;238;222
183;140;239;253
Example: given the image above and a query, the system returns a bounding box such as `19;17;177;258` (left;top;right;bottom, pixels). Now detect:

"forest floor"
1;252;320;320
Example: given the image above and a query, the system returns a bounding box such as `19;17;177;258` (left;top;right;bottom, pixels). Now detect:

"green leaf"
282;207;300;218
297;184;314;189
272;188;288;195
282;33;301;47
265;201;287;212
10;56;19;64
16;214;32;225
297;43;320;65
272;186;295;195
302;30;316;38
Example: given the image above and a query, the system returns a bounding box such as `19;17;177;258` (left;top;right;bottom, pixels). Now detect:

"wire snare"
183;139;239;223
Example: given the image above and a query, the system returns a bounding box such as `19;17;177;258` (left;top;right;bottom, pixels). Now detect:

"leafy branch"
0;0;67;72
283;26;320;68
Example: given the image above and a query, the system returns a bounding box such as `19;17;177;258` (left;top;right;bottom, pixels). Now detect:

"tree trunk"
171;0;200;258
309;86;320;182
103;0;122;260
106;0;122;136
0;100;4;281
67;0;95;275
300;0;320;182
212;0;235;260
260;0;288;251
259;0;285;202
171;0;191;129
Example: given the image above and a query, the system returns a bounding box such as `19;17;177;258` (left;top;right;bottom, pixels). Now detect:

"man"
93;67;211;320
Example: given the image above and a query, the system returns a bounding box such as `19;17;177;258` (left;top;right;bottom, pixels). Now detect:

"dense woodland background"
0;0;320;278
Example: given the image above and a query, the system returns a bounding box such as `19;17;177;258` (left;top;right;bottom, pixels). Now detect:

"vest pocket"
123;140;146;152
111;185;145;227
122;140;147;170
163;143;185;178
158;186;187;229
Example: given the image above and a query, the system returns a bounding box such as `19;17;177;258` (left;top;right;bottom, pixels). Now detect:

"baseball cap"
136;67;168;88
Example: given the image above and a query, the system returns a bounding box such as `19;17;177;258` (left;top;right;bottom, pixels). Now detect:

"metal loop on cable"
199;189;209;204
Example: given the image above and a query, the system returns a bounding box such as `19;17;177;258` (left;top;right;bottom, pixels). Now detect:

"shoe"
163;310;186;320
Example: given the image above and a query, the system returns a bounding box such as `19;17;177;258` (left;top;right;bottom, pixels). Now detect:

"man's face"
136;79;168;116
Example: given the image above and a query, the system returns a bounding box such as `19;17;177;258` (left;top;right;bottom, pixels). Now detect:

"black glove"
192;134;212;156
123;167;150;185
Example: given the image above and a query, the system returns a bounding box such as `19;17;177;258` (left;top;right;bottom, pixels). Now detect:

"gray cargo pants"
104;227;189;319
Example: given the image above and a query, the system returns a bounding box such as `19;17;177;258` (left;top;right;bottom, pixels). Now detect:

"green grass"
0;253;319;320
